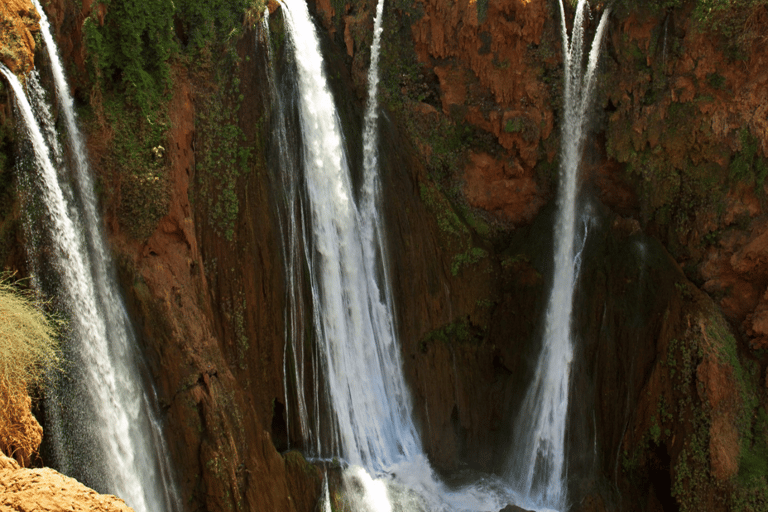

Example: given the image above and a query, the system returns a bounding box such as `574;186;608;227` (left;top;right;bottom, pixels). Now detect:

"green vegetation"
196;68;259;241
504;118;523;134
706;71;727;90
729;128;768;186
419;183;490;276
451;247;489;276
81;0;267;240
222;292;249;369
419;183;469;241
82;0;174;117
605;90;735;258
418;318;484;353
476;0;489;24
661;309;768;512
672;407;712;512
737;407;768;485
622;304;768;511
105;97;170;240
694;0;768;58
284;450;319;478
609;0;768;58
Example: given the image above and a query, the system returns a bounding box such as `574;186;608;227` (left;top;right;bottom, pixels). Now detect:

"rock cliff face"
1;0;768;511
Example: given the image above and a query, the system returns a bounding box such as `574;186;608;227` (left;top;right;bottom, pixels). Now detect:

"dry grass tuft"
0;272;61;465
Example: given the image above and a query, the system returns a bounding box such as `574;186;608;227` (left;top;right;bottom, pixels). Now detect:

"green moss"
706;72;727;90
90;92;170;240
730;128;768;187
83;0;175;117
418;318;484;353
451;247;488;276
706;313;759;426
693;0;768;59
737;407;768;486
419;183;469;243
175;0;265;53
196;66;261;241
504;118;523;134
81;0;266;240
284;450;319;478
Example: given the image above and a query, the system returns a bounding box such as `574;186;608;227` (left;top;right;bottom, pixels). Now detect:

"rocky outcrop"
0;455;134;512
0;381;42;468
601;5;768;352
409;0;553;218
0;0;39;75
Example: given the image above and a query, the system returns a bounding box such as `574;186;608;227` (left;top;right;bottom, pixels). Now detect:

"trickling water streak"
506;2;609;510
3;5;179;506
321;473;333;512
262;10;313;449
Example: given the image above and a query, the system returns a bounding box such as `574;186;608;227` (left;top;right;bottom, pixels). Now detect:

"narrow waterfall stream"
505;1;610;510
0;10;179;509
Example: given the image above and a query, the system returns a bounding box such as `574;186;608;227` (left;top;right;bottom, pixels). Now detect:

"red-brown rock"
463;152;544;225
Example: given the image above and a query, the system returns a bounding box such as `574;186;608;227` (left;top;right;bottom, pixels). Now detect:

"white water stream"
505;2;610;510
1;5;179;507
272;1;518;510
280;0;421;472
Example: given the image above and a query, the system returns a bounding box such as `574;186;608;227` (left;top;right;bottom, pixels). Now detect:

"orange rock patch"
463;151;544;225
0;380;42;468
0;0;40;75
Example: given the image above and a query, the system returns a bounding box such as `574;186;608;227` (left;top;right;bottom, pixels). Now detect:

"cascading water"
1;9;179;509
278;0;421;472
269;2;518;511
505;1;609;510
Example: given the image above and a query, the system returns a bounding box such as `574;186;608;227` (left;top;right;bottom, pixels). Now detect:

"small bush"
0;274;60;387
0;273;61;465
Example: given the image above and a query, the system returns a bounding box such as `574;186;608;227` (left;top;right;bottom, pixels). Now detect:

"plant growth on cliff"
0;273;60;391
0;273;61;465
80;0;266;240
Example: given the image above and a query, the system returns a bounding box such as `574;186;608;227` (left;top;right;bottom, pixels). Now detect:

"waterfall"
1;12;179;509
505;1;610;510
278;0;421;472
269;2;518;511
